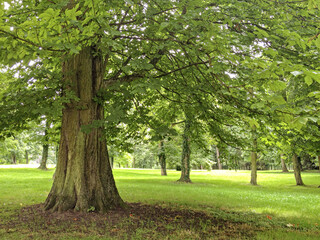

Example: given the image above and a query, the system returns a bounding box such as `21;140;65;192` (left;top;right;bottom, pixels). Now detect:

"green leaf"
256;28;269;38
267;95;286;105
265;49;278;58
315;36;320;49
125;0;134;5
305;75;313;86
158;22;170;32
248;118;259;128
308;117;318;123
268;80;287;91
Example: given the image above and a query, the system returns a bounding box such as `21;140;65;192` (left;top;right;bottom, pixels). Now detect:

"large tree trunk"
158;139;167;176
178;120;191;183
292;154;304;186
44;47;124;213
39;120;50;170
250;125;258;185
280;154;289;172
216;146;222;170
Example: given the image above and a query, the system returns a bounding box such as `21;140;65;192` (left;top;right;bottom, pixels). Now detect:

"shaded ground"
1;203;263;240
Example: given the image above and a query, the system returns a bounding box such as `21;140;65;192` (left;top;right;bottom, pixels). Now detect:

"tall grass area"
0;168;319;239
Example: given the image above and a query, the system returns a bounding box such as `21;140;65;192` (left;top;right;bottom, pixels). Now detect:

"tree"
216;146;222;170
250;125;258;185
292;153;304;186
38;120;51;170
178;119;192;183
280;154;289;173
158;139;167;176
45;46;124;212
1;0;319;212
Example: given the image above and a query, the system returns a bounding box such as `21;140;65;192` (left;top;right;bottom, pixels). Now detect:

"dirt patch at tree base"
1;203;263;239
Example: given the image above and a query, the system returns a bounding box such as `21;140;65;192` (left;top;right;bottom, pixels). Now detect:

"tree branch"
0;29;63;52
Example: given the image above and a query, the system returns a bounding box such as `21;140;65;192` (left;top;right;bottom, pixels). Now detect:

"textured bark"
216;147;222;170
158;139;167;176
280;154;289;172
39;121;50;170
178;120;191;183
250;125;257;185
55;145;59;164
292;154;304;186
44;47;124;213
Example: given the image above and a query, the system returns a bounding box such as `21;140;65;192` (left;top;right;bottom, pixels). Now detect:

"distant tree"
292;153;304;186
280;154;289;173
250;125;258;185
178;119;192;183
38;120;51;170
158;139;167;176
216;146;222;170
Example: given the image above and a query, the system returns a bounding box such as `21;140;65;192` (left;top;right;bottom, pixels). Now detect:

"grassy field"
0;167;319;239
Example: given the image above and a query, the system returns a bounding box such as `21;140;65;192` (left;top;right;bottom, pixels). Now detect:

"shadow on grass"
1;203;266;240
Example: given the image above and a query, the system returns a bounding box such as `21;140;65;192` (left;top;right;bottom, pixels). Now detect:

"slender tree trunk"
25;150;29;164
158;139;167;176
280;154;289;172
39;144;49;170
39;120;50;170
178;120;191;183
292;154;304;185
44;47;124;213
216;146;222;170
11;153;17;164
250;125;258;185
132;157;135;168
110;156;114;169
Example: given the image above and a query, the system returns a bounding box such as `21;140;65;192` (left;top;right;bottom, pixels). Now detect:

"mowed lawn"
119;170;319;221
0;167;320;239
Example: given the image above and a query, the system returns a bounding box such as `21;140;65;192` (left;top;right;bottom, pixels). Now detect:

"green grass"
117;169;320;226
1;167;320;239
